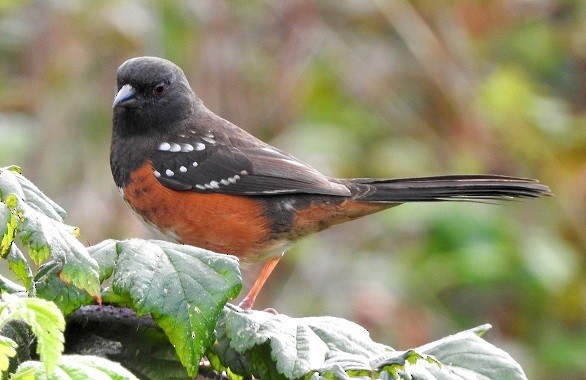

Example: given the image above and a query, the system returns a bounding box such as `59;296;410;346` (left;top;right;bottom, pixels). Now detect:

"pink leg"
238;256;282;310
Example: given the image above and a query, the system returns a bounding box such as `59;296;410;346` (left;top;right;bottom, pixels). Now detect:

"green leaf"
87;239;119;282
214;305;392;379
33;240;122;316
0;275;26;294
393;324;527;380
0;201;17;258
0;294;65;376
207;350;244;380
6;244;34;293
0;335;17;372
12;355;139;380
0;169;25;202
87;239;132;308
0;166;65;222
107;239;241;377
2;166;21;174
10;195;100;298
34;261;93;316
214;307;527;380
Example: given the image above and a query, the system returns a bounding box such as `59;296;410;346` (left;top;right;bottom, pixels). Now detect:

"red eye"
153;82;167;96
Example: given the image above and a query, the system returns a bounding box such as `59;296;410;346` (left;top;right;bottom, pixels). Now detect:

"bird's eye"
153;82;167;96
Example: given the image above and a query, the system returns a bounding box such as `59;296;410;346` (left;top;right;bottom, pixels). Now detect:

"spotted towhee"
110;57;550;309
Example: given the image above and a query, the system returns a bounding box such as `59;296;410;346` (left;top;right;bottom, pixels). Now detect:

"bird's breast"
120;162;288;262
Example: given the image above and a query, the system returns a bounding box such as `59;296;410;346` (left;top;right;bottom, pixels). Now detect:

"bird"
110;56;551;310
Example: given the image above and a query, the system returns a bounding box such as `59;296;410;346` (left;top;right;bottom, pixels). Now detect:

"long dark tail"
349;175;551;203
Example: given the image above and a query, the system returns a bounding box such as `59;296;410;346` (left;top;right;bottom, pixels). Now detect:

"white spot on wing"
209;180;219;188
153;170;161;178
169;143;181;152
179;166;187;172
195;184;206;190
165;169;174;177
195;142;205;151
220;179;230;186
181;143;194;152
240;170;248;175
159;142;171;151
202;136;216;144
192;161;198;167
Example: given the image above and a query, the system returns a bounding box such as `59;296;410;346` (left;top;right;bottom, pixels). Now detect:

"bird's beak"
113;84;138;108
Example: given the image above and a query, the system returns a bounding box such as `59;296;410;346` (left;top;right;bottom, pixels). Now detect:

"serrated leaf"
16;173;66;221
214;307;527;380
86;239;131;308
214;305;392;379
3;166;21;174
34;261;93;316
0;274;26;294
0;201;17;258
211;323;251;378
10;196;100;298
87;239;119;282
0;294;65;376
12;355;138;380
109;239;241;377
0;335;17;372
371;350;441;379
0;169;25;201
6;244;34;293
0;167;65;222
207;350;244;380
398;324;527;380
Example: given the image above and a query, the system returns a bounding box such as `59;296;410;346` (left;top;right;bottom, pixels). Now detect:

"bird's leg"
238;255;282;310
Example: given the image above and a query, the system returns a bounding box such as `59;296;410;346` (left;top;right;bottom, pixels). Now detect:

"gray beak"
113;84;138;108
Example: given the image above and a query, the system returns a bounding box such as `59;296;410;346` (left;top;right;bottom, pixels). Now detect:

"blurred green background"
1;1;584;378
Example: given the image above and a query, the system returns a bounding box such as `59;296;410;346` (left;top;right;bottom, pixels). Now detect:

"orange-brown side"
289;199;396;239
122;163;274;260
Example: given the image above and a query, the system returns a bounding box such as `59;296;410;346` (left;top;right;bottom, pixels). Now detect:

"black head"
113;57;198;135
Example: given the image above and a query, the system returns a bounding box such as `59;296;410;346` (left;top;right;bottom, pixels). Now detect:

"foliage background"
0;1;584;378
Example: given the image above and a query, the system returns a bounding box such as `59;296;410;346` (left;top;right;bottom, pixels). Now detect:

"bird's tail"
349;175;551;203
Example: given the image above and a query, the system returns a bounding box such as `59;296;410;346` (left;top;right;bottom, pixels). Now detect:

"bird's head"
113;56;198;134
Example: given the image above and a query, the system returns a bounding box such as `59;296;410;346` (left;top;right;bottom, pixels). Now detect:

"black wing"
150;137;350;196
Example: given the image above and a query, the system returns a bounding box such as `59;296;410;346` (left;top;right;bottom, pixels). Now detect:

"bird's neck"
110;119;157;188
